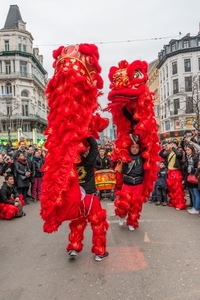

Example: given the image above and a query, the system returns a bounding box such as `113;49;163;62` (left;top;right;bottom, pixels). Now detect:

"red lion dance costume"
105;60;160;228
40;44;109;257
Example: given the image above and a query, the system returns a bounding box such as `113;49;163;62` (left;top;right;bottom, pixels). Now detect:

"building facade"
157;33;200;140
0;5;48;146
148;58;160;131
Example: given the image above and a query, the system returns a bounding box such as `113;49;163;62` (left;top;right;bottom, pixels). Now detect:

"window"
171;43;176;52
22;104;29;116
18;43;22;51
174;98;180;114
20;61;27;76
163;69;165;81
5;61;11;74
172;62;177;75
42;103;45;109
167;83;169;96
165;120;170;130
23;38;26;52
4;40;9;51
186;97;193;113
22;124;30;132
21;90;28;97
183;40;189;48
167;100;170;111
164;85;166;99
184;59;191;72
38;101;41;107
185;76;192;92
197;39;200;46
7;106;12;116
198;58;200;71
6;82;12;94
173;79;179;94
154;105;159;117
199;76;200;89
166;66;168;78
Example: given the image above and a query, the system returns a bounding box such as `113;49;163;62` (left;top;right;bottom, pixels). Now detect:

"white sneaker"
187;208;199;215
128;225;135;231
69;250;78;257
119;218;125;226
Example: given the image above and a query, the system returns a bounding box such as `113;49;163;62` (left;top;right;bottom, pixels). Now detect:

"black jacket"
32;157;44;178
182;155;199;188
0;182;19;204
0;162;5;176
77;137;98;194
122;153;144;185
159;148;183;170
94;155;111;170
156;167;168;189
14;161;31;188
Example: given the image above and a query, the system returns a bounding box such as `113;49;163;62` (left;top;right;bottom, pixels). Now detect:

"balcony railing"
170;109;178;116
0;113;47;125
0;72;46;89
0;93;13;100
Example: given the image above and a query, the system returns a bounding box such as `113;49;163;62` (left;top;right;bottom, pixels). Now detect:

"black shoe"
25;201;30;205
95;252;109;262
22;211;26;216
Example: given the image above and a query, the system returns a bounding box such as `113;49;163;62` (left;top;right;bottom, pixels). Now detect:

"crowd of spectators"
0;140;46;208
151;130;200;215
1;130;200;219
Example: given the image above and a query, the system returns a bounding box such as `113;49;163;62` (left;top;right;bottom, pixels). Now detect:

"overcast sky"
1;0;200;112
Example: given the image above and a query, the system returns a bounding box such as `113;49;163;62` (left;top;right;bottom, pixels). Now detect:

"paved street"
0;197;200;300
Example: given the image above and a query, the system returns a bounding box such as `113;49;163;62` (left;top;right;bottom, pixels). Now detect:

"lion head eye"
133;70;142;79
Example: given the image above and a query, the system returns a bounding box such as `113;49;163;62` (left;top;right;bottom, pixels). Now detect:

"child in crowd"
155;161;168;206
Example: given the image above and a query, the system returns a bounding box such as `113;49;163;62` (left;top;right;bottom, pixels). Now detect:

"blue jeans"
189;188;200;211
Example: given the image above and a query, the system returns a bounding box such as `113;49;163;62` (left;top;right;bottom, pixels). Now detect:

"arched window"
6;82;12;94
21;90;28;97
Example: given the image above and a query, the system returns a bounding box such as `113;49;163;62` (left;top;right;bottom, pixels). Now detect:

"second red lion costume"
105;59;160;228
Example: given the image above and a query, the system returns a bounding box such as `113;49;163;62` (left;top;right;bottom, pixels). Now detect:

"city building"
148;58;160;131
0;5;48;146
157;32;200;140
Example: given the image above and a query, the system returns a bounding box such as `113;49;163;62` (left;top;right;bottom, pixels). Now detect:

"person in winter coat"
0;154;5;188
94;148;111;170
31;149;44;202
14;152;31;205
155;161;168;206
0;174;25;219
183;144;200;215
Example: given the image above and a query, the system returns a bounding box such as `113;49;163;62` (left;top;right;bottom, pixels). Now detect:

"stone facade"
0;5;48;146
